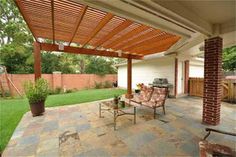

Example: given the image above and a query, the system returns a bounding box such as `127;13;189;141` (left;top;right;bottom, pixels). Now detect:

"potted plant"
113;95;120;109
135;83;144;93
24;78;49;117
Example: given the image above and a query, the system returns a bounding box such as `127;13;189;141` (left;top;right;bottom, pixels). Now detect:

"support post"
174;58;178;97
34;42;41;80
203;36;222;125
125;57;133;98
184;60;189;94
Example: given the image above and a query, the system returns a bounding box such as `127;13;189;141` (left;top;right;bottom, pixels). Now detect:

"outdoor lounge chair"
130;86;168;119
131;85;153;104
199;128;236;157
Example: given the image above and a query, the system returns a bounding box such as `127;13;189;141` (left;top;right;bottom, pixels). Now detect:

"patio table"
99;100;136;130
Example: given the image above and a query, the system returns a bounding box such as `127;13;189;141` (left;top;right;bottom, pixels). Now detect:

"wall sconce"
59;43;64;50
118;51;122;57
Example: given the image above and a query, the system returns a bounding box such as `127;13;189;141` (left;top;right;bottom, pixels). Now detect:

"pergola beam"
81;13;114;47
68;5;87;46
40;43;143;59
94;20;133;48
51;0;55;44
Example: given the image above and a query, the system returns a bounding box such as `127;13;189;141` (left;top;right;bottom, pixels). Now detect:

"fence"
189;77;236;103
0;73;117;95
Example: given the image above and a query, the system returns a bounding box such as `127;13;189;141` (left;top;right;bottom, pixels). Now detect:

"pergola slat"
68;5;87;45
15;0;181;58
81;13;114;47
93;20;133;48
104;25;150;49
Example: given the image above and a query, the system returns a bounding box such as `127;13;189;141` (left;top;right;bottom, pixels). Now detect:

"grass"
0;88;126;153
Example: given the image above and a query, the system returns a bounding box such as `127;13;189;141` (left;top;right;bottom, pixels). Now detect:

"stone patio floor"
3;96;236;156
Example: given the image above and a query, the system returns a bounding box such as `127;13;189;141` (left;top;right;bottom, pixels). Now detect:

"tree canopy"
0;0;235;74
222;45;236;71
0;0;123;74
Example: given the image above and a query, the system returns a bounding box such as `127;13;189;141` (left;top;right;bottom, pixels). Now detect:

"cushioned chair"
130;86;168;119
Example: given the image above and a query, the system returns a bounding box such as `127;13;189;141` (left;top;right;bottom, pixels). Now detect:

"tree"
223;45;236;71
0;0;34;73
85;56;117;75
0;0;123;74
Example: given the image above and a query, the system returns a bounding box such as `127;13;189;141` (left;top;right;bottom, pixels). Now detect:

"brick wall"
0;74;117;95
203;36;222;125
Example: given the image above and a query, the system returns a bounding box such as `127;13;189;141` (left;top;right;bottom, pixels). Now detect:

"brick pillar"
203;36;222;125
184;60;189;94
52;71;62;89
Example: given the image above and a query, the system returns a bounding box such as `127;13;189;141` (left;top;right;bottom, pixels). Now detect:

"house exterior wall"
189;64;204;77
117;56;204;96
118;57;175;95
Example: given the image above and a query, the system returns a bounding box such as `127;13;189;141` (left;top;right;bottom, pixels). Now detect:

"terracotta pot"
30;101;45;117
114;98;119;105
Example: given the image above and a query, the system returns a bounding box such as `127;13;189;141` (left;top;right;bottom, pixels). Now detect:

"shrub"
94;82;103;89
24;78;49;104
54;87;62;94
65;89;73;93
103;81;112;88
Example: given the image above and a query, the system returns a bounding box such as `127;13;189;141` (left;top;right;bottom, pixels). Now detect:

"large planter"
30;101;45;117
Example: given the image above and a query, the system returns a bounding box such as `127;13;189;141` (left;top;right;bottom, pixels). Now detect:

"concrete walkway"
3;97;236;156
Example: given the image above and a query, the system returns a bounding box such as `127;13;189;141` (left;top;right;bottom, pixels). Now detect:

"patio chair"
199;128;236;157
130;85;154;104
129;87;168;119
141;87;168;119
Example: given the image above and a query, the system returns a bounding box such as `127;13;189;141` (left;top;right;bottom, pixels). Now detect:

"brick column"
203;36;222;125
184;60;189;94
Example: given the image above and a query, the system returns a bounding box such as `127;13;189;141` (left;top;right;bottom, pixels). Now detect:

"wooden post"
34;42;41;80
125;57;133;98
184;60;189;94
174;58;178;97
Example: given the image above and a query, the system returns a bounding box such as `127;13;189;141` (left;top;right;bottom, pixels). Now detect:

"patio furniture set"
99;85;168;130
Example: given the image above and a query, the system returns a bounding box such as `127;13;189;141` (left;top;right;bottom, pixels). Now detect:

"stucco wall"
118;57;175;95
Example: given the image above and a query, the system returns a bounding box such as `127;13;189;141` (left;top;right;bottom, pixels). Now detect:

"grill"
149;78;173;88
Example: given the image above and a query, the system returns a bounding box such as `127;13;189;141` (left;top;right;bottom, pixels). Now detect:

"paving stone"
123;131;156;151
37;138;59;153
76;123;91;133
75;148;110;157
2;97;235;157
18;135;39;146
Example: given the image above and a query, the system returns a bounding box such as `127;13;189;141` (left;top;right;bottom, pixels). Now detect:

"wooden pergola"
15;0;181;98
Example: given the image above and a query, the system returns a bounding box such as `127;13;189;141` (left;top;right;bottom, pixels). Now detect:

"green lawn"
0;88;126;153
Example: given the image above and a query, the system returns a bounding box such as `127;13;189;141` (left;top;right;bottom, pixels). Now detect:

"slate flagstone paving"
3;96;236;156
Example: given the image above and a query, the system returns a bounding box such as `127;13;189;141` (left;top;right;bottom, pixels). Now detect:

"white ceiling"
176;0;236;24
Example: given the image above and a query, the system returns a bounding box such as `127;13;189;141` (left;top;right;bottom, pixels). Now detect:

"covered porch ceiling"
15;0;181;59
